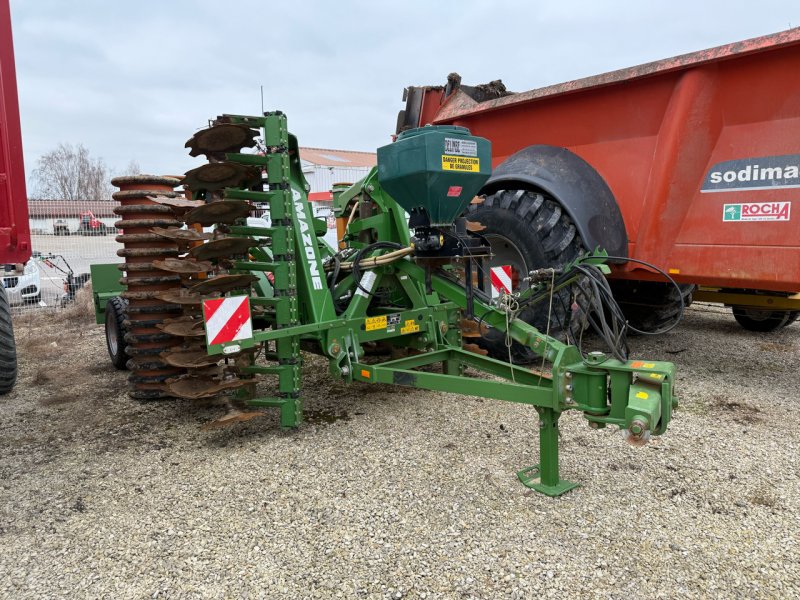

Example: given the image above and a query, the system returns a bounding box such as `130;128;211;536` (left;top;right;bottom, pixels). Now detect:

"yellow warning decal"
649;372;664;380
365;315;387;332
400;319;421;334
442;155;480;172
635;391;649;400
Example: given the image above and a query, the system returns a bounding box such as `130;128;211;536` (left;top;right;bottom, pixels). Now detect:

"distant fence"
16;195;341;312
9;200;122;312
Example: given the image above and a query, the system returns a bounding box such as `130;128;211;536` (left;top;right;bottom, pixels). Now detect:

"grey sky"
9;0;800;182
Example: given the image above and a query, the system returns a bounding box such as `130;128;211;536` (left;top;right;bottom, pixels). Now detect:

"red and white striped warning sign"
490;265;513;298
202;295;253;346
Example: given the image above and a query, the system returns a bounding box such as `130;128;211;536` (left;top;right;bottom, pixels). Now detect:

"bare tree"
121;159;141;176
29;143;113;200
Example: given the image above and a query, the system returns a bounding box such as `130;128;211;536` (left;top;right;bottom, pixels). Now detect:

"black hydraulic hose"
351;241;403;297
601;255;686;336
328;254;341;295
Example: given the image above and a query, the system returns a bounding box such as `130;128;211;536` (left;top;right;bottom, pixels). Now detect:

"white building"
299;147;377;249
300;147;377;194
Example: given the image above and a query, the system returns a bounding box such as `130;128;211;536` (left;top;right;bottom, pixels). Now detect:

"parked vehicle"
77;211;109;235
398;28;800;340
53;219;70;236
1;259;41;305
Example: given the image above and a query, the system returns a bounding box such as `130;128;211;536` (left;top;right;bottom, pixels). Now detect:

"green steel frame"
194;112;677;496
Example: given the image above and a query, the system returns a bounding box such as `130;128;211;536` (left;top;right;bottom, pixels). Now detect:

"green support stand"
517;408;580;497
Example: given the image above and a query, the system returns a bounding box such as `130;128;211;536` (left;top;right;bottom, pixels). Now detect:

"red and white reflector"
490;265;513;298
202;295;253;346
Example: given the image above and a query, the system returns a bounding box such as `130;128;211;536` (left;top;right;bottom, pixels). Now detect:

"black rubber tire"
732;307;792;332
783;311;799;327
105;296;130;370
0;286;18;394
609;280;694;334
465;189;588;362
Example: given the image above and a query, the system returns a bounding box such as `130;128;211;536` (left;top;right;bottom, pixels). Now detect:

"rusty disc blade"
185;123;258;158
459;319;489;338
160;349;220;368
191;365;225;378
156;316;206;337
154;290;203;305
462;342;489;356
152;257;214;275
165;376;251;399
146;195;204;210
183;201;253;226
201;409;265;430
190;274;257;295
188;237;256;260
150;227;212;243
182;162;261;192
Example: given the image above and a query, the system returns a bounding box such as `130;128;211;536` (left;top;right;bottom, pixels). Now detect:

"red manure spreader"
398;29;800;343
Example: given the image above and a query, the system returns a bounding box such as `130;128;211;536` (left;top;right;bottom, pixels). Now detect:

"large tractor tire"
731;307;795;332
609;280;694;334
0;286;18;394
105;296;130;370
465;189;588;362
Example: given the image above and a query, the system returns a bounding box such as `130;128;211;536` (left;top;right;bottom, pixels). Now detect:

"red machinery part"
0;0;31;265
404;29;800;293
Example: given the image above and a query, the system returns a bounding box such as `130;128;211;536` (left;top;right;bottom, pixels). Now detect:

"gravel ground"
1;301;798;599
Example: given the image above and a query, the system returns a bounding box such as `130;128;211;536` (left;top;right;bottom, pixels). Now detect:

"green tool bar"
353;355;553;407
224;189;271;201
372;348;549;388
225;152;270;166
247;397;291;408
229;225;274;237
240;365;287;376
251;318;343;342
250;297;284;306
234;260;282;271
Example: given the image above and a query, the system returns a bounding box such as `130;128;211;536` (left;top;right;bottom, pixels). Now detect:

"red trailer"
0;0;31;392
398;29;800;340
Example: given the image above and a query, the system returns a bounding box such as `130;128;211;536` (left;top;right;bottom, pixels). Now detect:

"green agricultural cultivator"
93;111;676;496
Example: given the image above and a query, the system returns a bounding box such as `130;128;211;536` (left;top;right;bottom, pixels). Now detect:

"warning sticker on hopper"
442;155;480;172
444;137;478;157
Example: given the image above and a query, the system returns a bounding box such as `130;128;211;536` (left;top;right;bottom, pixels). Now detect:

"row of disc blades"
112;121;268;427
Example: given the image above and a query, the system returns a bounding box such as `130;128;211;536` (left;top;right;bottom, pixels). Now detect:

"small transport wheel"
731;307;792;332
105;296;130;369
